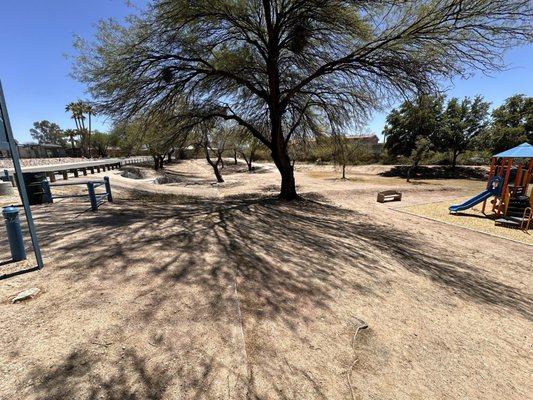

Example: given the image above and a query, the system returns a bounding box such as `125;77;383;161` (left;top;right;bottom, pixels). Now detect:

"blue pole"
104;176;113;202
2;206;26;261
41;180;53;203
87;182;98;211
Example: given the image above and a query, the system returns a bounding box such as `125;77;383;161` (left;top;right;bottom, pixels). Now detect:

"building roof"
21;142;64;148
493;142;533;158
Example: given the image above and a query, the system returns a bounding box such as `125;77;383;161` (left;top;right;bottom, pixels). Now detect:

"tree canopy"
433;96;490;167
383;94;444;158
485;94;533;153
74;0;531;199
29;120;66;146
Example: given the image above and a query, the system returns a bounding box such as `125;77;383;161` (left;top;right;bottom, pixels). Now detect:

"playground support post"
482;157;497;214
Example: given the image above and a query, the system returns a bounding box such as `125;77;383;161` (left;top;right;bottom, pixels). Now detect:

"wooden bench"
377;190;402;203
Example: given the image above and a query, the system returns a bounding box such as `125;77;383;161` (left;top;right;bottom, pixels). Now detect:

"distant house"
0;142;67;159
346;134;379;146
343;134;384;156
17;143;67;158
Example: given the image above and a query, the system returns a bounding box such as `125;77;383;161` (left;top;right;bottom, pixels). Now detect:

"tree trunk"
213;164;224;182
158;155;165;170
407;164;414;182
241;152;253;172
249;149;256;172
233;149;238;165
153;156;159;171
272;148;298;200
205;146;224;183
452;151;458;169
167;149;174;163
342;164;346;179
208;159;224;182
88;112;92;158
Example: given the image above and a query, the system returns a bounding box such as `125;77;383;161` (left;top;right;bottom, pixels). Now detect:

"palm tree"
66;101;88;156
81;102;95;158
64;129;77;149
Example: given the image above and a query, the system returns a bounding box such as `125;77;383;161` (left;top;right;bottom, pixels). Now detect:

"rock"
12;288;40;303
352;317;368;330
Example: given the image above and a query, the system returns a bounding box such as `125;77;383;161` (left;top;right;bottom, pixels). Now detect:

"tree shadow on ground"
19;190;533;399
34;189;532;322
380;165;487;180
26;346;222;400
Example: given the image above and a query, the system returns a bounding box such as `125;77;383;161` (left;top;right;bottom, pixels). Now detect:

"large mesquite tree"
73;0;531;199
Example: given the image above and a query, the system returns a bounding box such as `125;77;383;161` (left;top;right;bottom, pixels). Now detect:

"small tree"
91;131;119;157
332;135;373;179
108;122;140;157
238;131;263;172
197;122;231;183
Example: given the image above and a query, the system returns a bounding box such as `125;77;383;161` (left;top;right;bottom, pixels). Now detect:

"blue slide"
449;176;503;213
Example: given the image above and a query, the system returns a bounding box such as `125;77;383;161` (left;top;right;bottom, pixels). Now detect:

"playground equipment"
449;176;503;213
41;176;113;211
449;142;533;230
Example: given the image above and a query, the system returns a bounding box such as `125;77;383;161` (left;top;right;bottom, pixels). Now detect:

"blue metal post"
104;176;113;202
87;182;98;211
2;206;26;261
41;180;53;203
0;80;43;270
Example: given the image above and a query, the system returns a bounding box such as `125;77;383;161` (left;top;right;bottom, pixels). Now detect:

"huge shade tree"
73;0;531;199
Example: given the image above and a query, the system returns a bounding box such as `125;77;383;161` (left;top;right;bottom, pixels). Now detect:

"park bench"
377;190;402;203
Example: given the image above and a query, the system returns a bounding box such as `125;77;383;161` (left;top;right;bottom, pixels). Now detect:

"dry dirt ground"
0;160;531;400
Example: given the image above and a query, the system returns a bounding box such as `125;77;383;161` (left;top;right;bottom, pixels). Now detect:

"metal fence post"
104;176;113;202
41;180;53;203
2;206;26;261
87;182;98;211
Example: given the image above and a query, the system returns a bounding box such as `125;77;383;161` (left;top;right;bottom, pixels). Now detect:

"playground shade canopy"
493;142;533;158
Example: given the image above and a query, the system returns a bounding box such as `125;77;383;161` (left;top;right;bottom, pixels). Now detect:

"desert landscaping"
1;160;531;399
2;1;532;398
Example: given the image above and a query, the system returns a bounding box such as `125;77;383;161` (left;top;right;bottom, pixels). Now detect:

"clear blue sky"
1;0;531;144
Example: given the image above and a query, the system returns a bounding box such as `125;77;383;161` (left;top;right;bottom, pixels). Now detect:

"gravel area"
399;199;533;245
